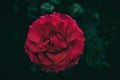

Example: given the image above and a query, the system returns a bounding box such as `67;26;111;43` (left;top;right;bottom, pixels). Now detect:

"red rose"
24;12;85;72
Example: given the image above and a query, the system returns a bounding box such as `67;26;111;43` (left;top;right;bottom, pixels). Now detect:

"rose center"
39;32;68;53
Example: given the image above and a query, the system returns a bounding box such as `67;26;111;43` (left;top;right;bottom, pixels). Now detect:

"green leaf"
27;5;38;12
30;64;38;72
40;2;54;12
50;0;61;5
94;12;100;20
70;3;84;16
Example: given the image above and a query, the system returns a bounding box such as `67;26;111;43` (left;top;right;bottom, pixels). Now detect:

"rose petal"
25;39;38;53
38;53;45;60
46;52;67;64
67;32;85;43
49;13;60;26
56;57;70;67
54;66;67;72
57;20;68;35
37;40;49;52
38;22;57;41
50;34;67;49
67;39;84;60
40;57;53;66
42;65;67;72
69;57;79;67
30;20;57;42
65;21;84;43
28;27;40;43
25;48;40;65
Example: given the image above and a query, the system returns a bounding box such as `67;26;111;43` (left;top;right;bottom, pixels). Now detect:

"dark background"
1;0;120;80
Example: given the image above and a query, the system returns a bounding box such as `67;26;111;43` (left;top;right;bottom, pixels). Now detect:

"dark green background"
1;0;120;80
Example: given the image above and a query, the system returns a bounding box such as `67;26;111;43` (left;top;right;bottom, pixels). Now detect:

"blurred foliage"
40;2;54;12
11;0;120;80
70;3;84;16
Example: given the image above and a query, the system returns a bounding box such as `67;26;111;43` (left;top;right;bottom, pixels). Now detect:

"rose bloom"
24;12;85;72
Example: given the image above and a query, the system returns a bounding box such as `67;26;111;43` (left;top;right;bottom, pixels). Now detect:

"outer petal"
38;53;53;66
48;13;60;27
46;52;67;64
41;65;67;72
56;57;70;67
57;20;68;35
25;47;40;65
65;23;85;60
67;39;84;60
40;58;53;66
66;26;84;42
27;26;41;43
54;65;68;72
30;20;57;42
25;39;38;53
69;57;80;67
